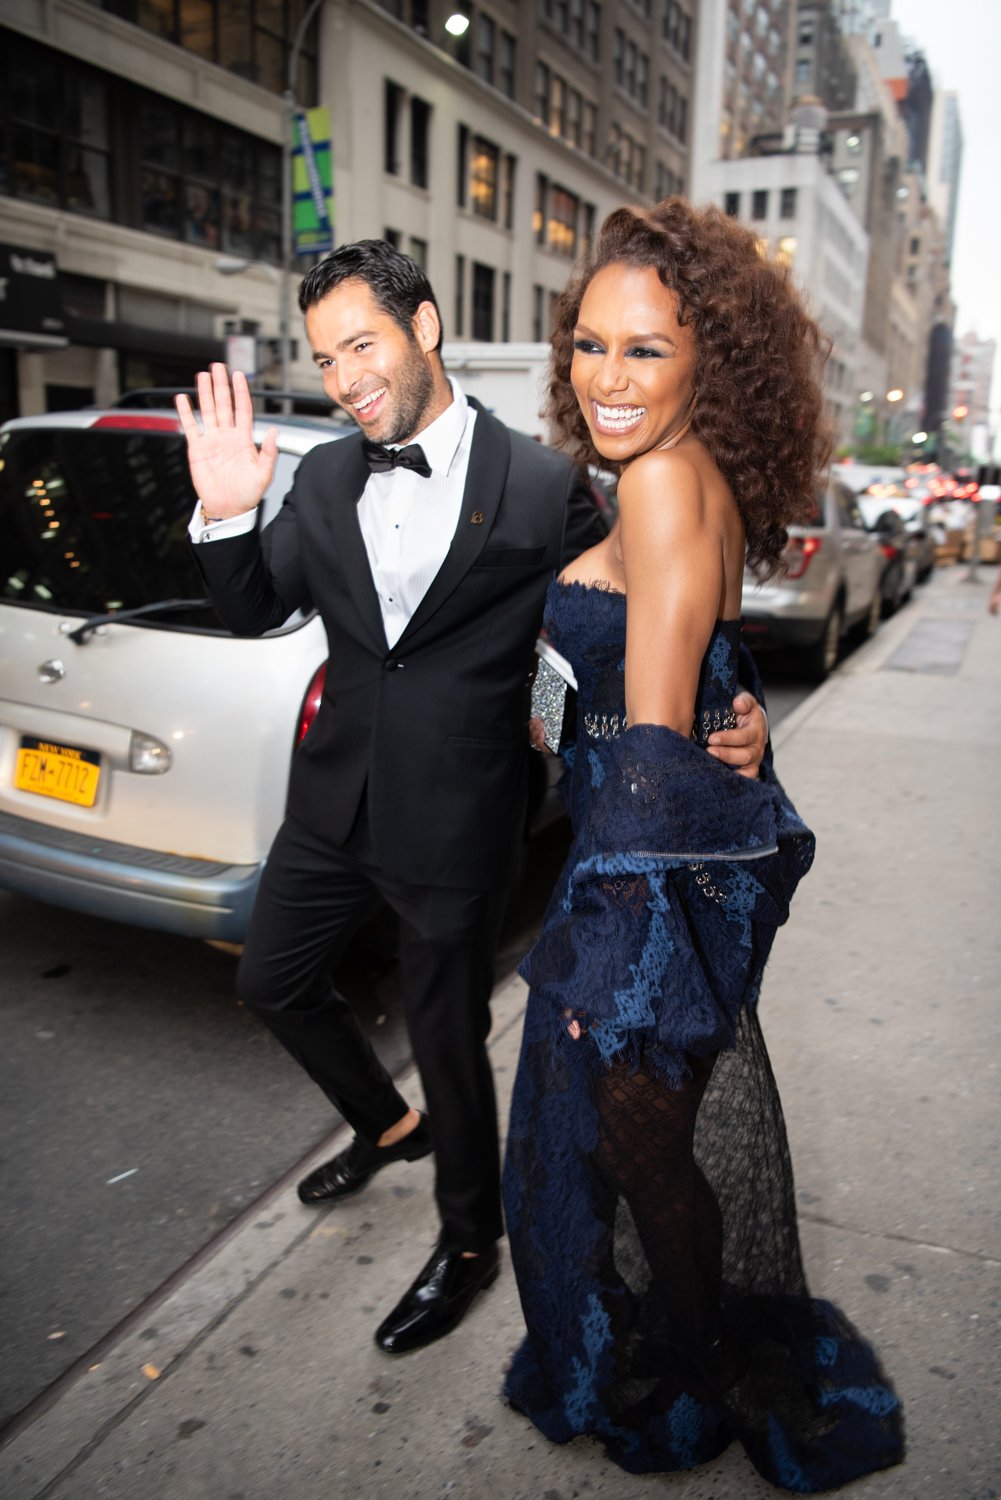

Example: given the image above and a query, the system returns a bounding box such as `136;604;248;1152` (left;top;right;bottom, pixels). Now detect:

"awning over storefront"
0;245;69;350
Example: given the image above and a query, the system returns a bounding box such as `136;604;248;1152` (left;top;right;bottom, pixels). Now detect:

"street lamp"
279;0;327;414
444;12;470;34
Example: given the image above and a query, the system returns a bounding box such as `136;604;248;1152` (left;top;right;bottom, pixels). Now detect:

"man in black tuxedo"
178;241;766;1355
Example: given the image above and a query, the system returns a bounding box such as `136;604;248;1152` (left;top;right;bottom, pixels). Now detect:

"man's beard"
372;343;436;445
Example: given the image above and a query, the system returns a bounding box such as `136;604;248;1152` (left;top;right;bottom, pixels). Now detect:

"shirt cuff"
188;503;259;543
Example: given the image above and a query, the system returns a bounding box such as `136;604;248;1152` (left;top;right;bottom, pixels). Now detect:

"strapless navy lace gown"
502;580;904;1492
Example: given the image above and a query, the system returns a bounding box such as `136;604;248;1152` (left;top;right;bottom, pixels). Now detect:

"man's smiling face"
305;279;450;445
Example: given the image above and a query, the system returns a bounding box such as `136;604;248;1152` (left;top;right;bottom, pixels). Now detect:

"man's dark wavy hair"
297;240;443;352
546;198;832;575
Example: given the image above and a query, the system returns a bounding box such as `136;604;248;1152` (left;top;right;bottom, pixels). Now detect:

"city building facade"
1;0;704;421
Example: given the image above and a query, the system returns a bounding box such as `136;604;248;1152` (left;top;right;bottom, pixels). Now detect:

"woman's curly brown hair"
546;198;832;575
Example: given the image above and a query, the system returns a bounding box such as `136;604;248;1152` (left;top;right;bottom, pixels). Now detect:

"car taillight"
879;541;899;561
296;663;327;745
91;414;182;432
783;536;821;580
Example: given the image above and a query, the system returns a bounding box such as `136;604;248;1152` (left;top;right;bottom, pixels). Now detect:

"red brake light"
879;541;898;560
91;414;182;432
783;535;821;579
297;663;327;745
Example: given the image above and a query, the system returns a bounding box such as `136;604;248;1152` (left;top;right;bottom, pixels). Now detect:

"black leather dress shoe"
374;1237;501;1354
297;1113;432;1205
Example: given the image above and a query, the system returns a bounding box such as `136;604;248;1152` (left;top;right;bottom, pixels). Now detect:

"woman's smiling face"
570;262;697;462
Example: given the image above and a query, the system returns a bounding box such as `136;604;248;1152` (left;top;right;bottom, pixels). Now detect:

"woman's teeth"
594;403;644;430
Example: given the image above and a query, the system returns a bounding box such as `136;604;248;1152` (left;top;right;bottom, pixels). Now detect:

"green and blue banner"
292;107;334;256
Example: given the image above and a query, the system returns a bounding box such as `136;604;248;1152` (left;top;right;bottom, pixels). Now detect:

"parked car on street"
741;479;884;681
0;403;600;945
855;498;921;615
0;404;346;943
857;486;938;586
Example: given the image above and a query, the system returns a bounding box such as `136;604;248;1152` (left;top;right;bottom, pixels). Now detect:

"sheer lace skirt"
502;1002;904;1491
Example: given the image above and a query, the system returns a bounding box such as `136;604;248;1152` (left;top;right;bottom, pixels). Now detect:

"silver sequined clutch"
531;638;578;752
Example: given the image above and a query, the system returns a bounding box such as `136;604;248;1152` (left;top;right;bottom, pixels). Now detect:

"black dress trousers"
236;801;509;1252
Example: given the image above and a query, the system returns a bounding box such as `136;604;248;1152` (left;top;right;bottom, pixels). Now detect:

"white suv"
0;404;346;942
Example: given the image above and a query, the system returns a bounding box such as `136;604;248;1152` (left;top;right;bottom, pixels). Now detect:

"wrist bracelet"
200;505;224;524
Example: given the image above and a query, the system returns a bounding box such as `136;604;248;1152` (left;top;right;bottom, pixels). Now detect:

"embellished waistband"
581;705;738;743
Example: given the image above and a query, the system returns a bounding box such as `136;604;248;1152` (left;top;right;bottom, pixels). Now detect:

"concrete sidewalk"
3;566;999;1500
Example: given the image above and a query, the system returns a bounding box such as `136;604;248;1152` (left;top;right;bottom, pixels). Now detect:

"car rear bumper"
741;612;826;649
0;810;260;942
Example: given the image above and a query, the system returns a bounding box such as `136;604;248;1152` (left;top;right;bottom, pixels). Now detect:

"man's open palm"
176;364;279;519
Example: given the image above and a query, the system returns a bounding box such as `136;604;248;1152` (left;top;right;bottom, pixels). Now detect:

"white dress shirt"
189;379;477;648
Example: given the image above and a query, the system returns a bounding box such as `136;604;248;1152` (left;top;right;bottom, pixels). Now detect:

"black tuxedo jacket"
193;401;605;889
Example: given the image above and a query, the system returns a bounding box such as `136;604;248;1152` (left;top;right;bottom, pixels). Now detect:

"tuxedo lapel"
398;403;511;645
321;438;388;652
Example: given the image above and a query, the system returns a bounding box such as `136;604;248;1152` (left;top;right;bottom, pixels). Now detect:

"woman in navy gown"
502;200;904;1491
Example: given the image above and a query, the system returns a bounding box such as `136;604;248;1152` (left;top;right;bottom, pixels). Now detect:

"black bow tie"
361;438;432;479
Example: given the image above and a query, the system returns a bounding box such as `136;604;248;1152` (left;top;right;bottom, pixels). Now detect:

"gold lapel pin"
470;511;485;525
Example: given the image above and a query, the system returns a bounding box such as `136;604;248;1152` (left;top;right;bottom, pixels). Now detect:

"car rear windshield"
1;425;230;630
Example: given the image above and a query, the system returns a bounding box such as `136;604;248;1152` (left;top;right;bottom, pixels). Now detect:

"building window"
663;0;691;59
7;40;112;220
609;122;644;189
535;61;551;123
457;123;469;207
547;184;578;256
3;32;284;254
780;186;797;218
657;163;683;199
581;202;595;258
470;135;500;219
410;96;431;188
570;0;584;47
544;0;598;56
613;28;624;86
384;227;402;248
587;2;601;61
532;283;545;341
476;13;495;85
677;95;687;143
81;0;319;101
550;75;566;137
752;189;768;220
567;88;582;147
659;88;683;141
500;31;516;99
455;253;465;336
724;190;740;216
385;80;404;176
501;270;511;341
503;153;517;229
535;173;548;245
582;102;597;157
472;262;495;340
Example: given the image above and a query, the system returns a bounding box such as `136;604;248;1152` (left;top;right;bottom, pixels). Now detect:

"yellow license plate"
15;737;101;808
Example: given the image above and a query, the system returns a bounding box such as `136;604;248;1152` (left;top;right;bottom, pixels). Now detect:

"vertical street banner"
292;108;334;256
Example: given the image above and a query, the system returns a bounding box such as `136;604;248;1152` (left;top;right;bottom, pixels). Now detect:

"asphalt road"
0;660;812;1431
